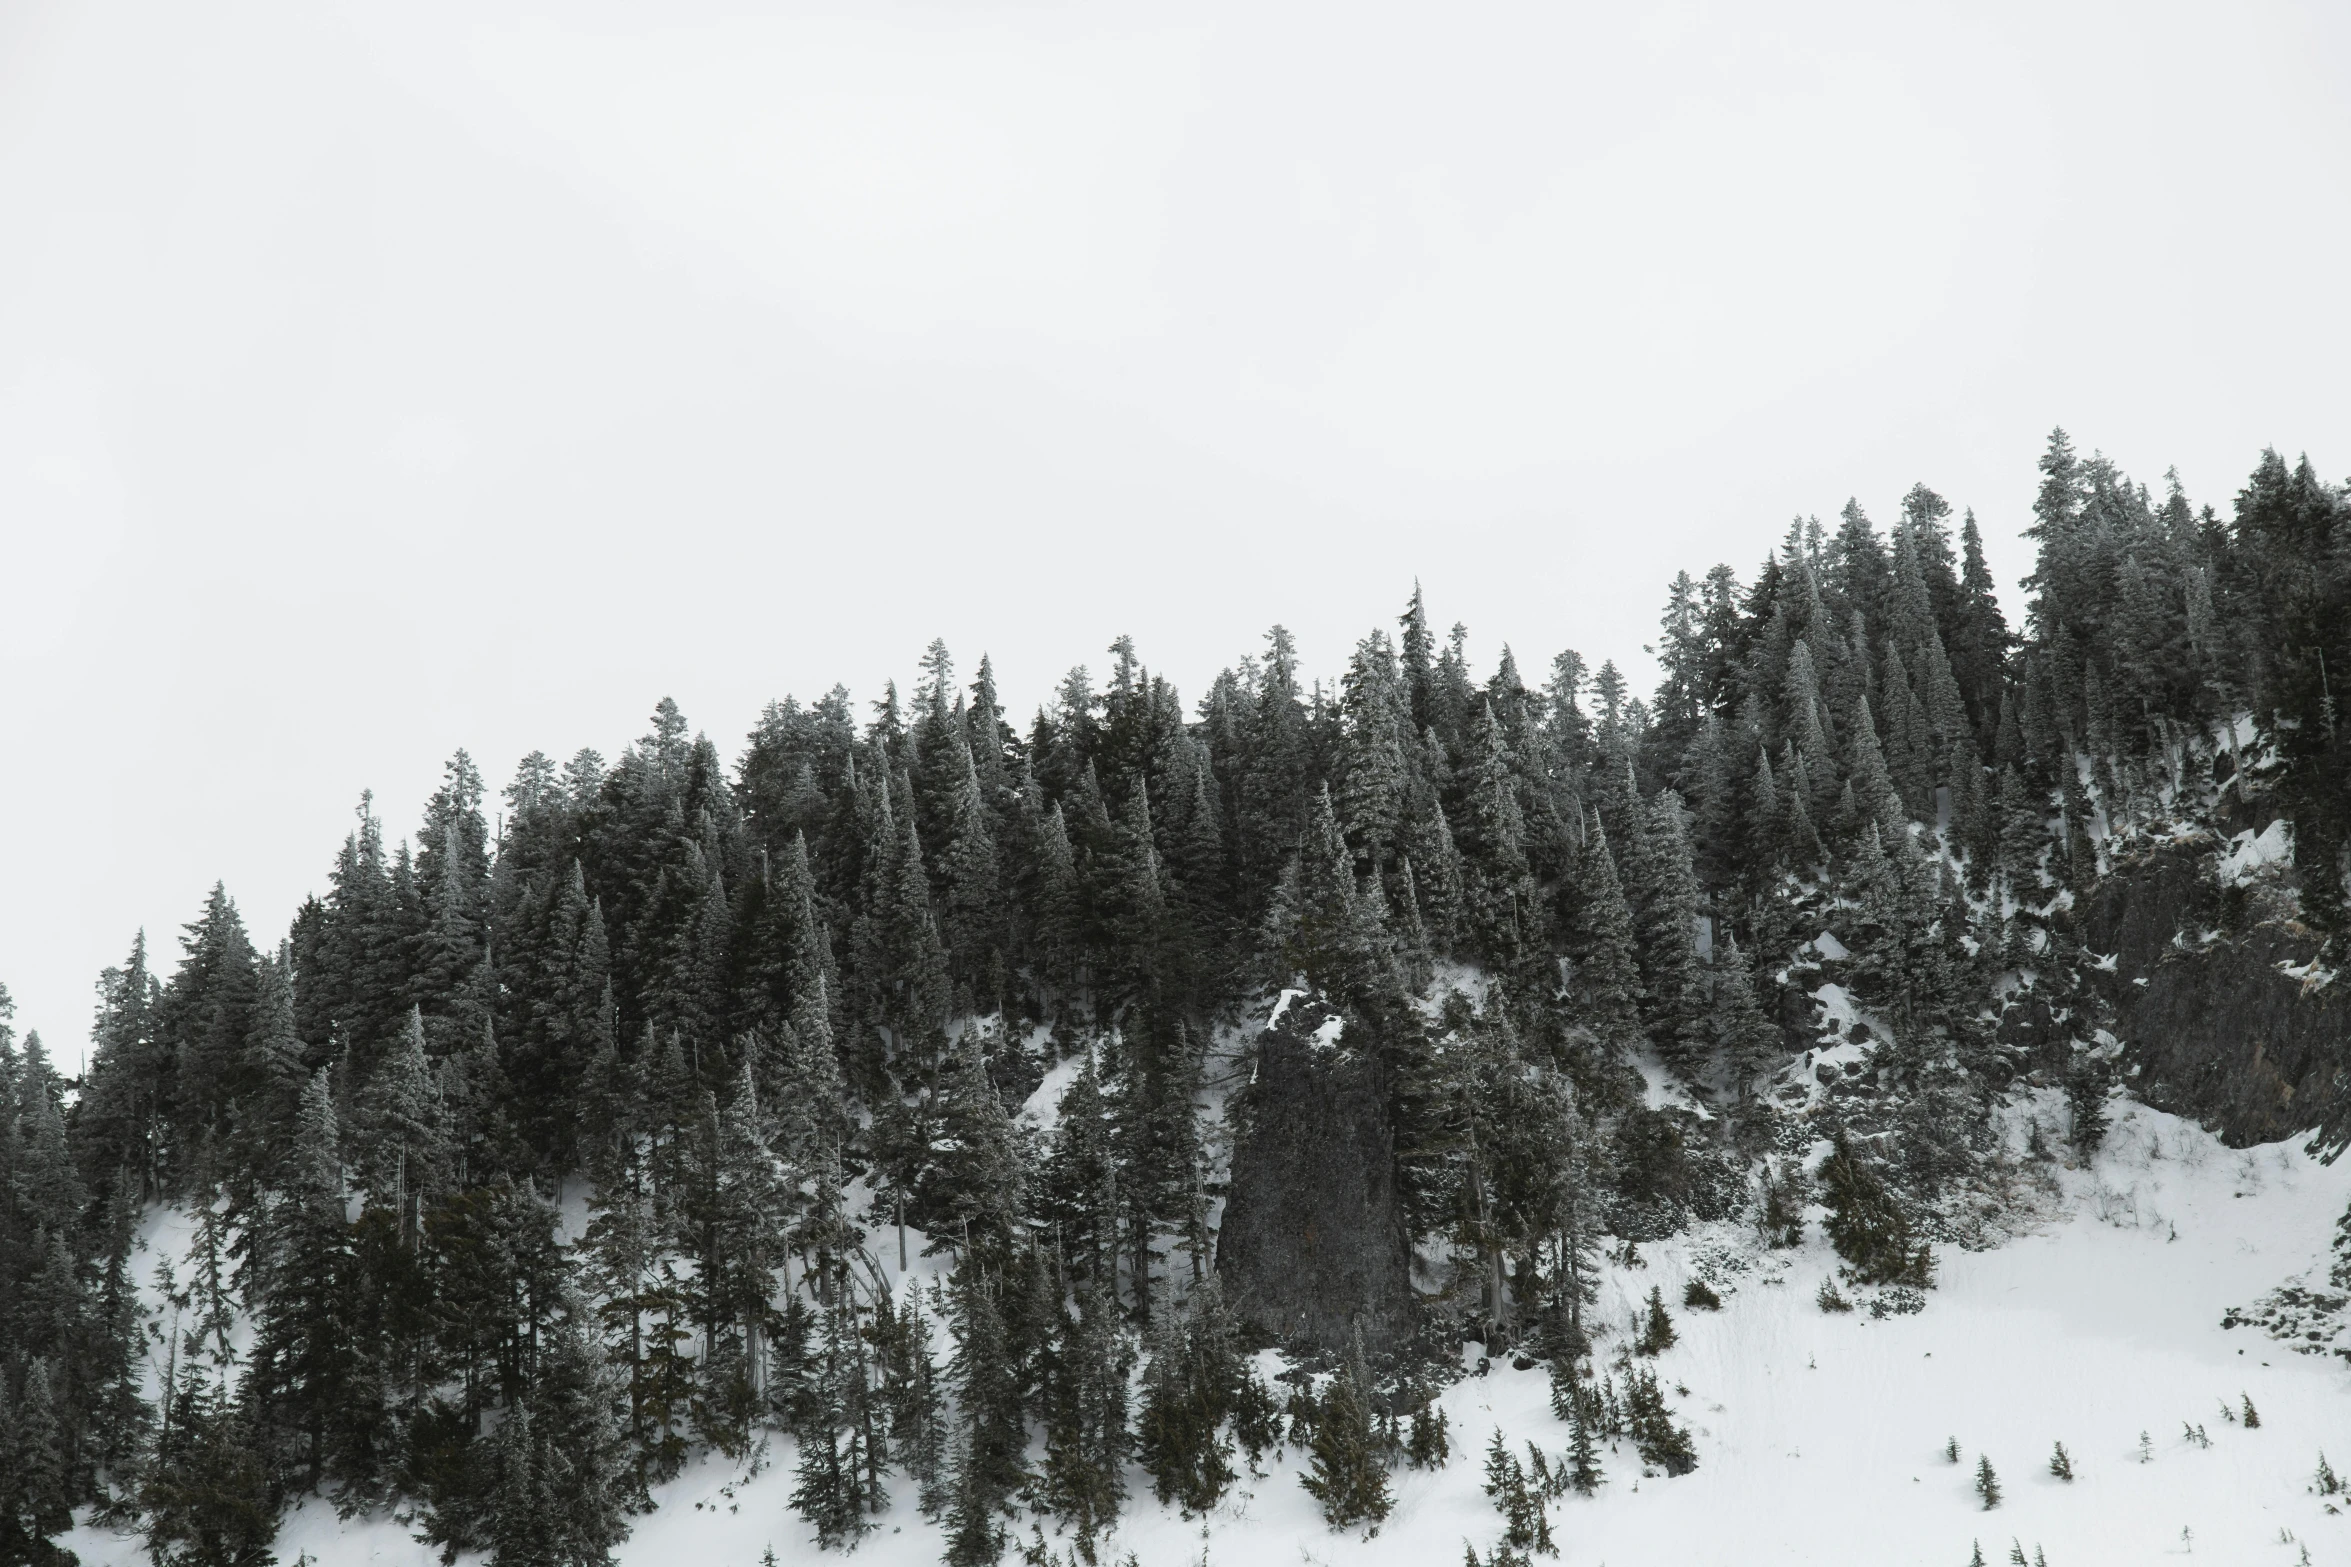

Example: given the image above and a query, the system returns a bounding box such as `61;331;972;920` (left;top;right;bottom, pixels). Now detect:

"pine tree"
1622;1366;1696;1476
1481;1427;1544;1552
142;1363;278;1567
1636;1287;1676;1355
1136;1284;1241;1514
1975;1453;2001;1509
916;1031;1027;1248
1563;1380;1603;1495
356;1005;448;1243
1459;703;1539;970
1712;930;1782;1105
2065;1060;2109;1154
1632;791;1710;1078
248;1072;359;1493
870;1284;949;1515
11;1360;73;1551
792;1276;882;1550
1570;823;1644;1049
491;1292;632;1567
1039;1271;1132;1546
947;1257;1027;1526
1300;1331;1393;1531
1818;1132;1929;1287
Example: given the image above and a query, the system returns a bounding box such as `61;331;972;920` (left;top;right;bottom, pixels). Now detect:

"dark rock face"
1215;995;1416;1355
2084;843;2351;1148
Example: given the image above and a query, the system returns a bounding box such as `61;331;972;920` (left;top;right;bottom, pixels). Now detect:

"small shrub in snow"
1758;1160;1810;1248
2049;1441;2073;1481
1975;1455;2002;1509
1945;1436;1962;1464
1563;1393;1603;1496
2067;1061;2110;1153
1636;1288;1678;1354
2241;1393;2261;1428
1623;1367;1697;1477
1480;1429;1553;1556
1868;1285;1926;1318
1408;1398;1452;1469
1817;1279;1853;1313
1465;1545;1535;1567
1682;1278;1722;1311
2313;1451;2339;1494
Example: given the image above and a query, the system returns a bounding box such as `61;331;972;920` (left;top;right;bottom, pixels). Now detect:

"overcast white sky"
2;0;2346;1063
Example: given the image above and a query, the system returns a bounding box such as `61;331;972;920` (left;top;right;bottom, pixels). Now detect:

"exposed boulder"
2083;841;2351;1148
1215;992;1416;1355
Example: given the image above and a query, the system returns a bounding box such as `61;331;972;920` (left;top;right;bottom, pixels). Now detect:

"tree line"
2;431;2344;1565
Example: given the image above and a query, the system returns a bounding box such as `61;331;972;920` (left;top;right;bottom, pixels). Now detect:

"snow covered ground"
65;1098;2351;1567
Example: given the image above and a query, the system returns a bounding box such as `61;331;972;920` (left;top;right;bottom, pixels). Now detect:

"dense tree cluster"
3;434;2345;1564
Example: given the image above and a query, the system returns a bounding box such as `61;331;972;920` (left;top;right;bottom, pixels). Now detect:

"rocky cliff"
1214;993;1418;1355
2079;830;2351;1149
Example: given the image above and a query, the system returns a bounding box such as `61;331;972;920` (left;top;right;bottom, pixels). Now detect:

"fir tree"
1636;1287;1677;1355
1818;1132;1930;1287
143;1363;278;1567
1300;1330;1393;1531
1569;823;1643;1049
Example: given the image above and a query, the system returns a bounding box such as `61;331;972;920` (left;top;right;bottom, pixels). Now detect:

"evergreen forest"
4;431;2348;1567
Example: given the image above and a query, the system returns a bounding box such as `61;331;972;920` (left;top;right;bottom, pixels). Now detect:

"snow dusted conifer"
1571;820;1644;1048
1302;1329;1392;1531
1712;929;1782;1105
1636;1287;1677;1356
1634;790;1710;1076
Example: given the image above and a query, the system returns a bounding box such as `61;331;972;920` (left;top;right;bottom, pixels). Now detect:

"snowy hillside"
65;1097;2351;1567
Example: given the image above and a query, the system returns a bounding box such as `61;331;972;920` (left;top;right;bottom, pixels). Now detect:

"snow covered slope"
65;1098;2351;1567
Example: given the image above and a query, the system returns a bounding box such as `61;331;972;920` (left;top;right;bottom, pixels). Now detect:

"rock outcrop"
2081;839;2351;1148
1215;993;1416;1354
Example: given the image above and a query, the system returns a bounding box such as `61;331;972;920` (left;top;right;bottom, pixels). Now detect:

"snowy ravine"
64;1099;2351;1567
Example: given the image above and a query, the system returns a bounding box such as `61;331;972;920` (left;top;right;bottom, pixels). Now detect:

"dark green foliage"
792;1269;887;1550
1622;1366;1696;1476
1975;1454;2001;1509
1407;1393;1451;1470
2066;1063;2109;1155
945;1255;1026;1534
142;1364;278;1567
1300;1334;1393;1531
1038;1273;1132;1548
1561;1380;1603;1495
1137;1282;1255;1514
36;434;2350;1560
1819;1134;1933;1287
2049;1441;2072;1481
1636;1287;1677;1355
1481;1428;1552;1556
1681;1279;1721;1311
482;1299;632;1567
